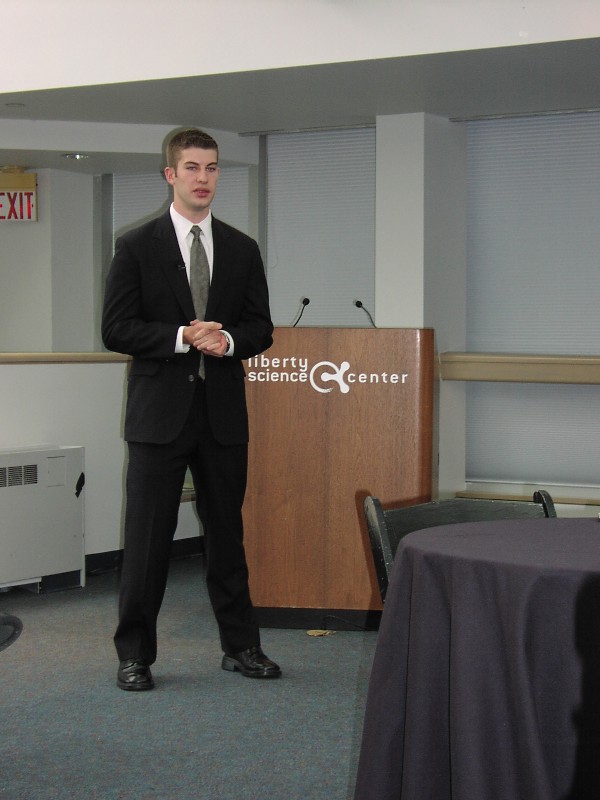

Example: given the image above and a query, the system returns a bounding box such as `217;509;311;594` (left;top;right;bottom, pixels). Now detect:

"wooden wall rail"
6;351;598;384
0;352;129;365
439;353;600;384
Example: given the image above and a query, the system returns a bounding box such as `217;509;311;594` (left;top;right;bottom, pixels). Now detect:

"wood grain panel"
243;328;435;611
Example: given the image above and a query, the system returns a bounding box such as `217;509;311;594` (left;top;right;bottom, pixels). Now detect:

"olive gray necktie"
190;225;210;378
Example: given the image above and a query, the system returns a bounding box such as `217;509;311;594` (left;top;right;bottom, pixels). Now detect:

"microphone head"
354;300;363;308
292;296;310;327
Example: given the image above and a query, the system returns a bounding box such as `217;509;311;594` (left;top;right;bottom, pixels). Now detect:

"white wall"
0;170;97;352
49;171;96;351
5;1;600;92
0;172;53;350
0;360;202;556
0;362;127;555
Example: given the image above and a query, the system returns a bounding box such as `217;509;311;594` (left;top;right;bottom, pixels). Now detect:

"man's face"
164;147;220;222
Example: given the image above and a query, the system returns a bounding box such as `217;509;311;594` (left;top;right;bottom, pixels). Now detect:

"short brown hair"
166;128;219;169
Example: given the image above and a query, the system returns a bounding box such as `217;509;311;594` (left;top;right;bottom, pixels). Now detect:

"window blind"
465;113;600;486
266;128;376;327
112;167;251;237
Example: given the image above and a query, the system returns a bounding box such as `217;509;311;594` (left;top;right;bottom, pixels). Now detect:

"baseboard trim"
86;550;122;576
85;537;204;577
171;537;204;560
256;607;382;631
37;570;83;593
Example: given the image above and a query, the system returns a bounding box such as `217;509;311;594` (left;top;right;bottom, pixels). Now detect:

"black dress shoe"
117;659;154;691
222;645;282;678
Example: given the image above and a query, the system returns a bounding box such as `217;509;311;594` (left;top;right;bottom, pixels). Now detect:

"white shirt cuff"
222;330;234;356
175;326;189;353
175;327;234;356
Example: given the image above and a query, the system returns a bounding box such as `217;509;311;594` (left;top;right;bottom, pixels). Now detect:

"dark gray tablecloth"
354;517;600;800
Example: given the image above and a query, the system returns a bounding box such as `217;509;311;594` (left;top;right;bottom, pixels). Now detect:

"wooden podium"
243;327;435;626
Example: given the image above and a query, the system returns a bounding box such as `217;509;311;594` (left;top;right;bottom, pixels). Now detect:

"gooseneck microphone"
354;299;376;328
292;297;311;327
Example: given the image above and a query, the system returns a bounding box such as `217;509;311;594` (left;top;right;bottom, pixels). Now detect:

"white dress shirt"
169;204;233;356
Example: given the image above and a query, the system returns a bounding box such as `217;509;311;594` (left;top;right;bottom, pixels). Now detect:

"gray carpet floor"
0;556;377;800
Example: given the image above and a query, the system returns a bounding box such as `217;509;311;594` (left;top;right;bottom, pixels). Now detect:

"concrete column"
375;113;467;496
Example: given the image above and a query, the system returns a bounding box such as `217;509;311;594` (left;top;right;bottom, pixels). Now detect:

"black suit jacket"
102;211;273;446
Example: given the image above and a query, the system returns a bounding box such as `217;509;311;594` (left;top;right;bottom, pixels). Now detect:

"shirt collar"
169;204;213;241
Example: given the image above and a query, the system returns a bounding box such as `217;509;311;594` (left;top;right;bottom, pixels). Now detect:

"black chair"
364;491;557;602
0;613;23;653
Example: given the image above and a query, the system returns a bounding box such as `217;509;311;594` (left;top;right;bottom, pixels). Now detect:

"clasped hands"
183;320;228;358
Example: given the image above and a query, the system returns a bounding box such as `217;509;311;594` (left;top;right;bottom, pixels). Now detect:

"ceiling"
2;37;600;174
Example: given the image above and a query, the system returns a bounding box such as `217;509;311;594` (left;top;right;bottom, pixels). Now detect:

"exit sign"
0;172;37;221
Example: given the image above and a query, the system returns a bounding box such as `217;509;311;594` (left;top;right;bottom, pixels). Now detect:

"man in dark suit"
102;127;280;690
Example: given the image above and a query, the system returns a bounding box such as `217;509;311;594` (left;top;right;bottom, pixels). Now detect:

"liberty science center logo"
246;354;409;394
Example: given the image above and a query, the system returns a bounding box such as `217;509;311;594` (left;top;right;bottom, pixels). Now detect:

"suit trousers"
113;378;260;665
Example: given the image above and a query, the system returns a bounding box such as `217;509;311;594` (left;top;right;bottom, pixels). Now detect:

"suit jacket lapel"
152;211;196;321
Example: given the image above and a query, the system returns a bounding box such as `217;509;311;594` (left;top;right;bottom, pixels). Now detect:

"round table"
354;517;600;800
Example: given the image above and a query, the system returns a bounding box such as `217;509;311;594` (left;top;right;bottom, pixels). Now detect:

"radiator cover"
0;446;85;589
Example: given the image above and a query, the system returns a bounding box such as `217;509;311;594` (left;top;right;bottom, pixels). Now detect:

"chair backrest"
364;490;556;602
0;613;23;653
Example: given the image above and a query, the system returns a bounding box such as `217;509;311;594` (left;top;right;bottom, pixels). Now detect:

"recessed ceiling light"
62;153;90;161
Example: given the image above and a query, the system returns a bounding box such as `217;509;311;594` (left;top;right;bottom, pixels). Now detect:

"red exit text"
0;190;37;221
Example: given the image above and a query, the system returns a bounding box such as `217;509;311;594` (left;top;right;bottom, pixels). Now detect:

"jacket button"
187;374;195;382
